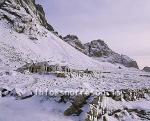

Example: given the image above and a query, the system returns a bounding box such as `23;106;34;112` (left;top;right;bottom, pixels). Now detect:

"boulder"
64;94;89;116
143;67;150;72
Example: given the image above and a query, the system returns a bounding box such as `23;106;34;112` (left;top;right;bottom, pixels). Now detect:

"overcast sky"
36;0;150;68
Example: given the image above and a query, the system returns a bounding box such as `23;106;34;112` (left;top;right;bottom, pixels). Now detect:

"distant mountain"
63;35;139;68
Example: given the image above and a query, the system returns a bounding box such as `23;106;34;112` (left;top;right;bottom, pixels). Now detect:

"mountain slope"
0;0;149;93
0;0;115;71
63;35;139;68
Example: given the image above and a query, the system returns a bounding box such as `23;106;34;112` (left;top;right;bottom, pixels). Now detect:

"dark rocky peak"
84;39;139;68
63;34;79;41
35;3;54;31
143;67;150;72
84;40;111;57
84;39;111;57
63;35;85;53
63;35;139;69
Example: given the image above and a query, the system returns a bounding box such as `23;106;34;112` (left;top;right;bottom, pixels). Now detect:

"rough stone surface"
63;35;139;69
0;0;54;34
143;67;150;72
63;35;86;54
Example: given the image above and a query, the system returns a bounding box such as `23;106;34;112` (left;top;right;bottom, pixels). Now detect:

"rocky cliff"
63;35;139;69
0;0;54;34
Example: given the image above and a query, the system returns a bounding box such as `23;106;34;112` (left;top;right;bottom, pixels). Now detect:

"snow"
0;20;116;71
95;96;150;121
0;1;150;120
0;95;150;121
0;96;78;121
0;65;150;95
0;1;149;94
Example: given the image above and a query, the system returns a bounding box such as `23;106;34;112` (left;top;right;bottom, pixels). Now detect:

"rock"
56;72;66;78
72;94;88;107
84;40;139;69
18;91;34;100
13;22;25;33
63;35;139;68
36;4;54;31
10;88;34;99
86;89;150;121
63;35;86;53
120;55;139;69
0;88;11;97
143;67;150;72
58;95;70;103
0;0;54;35
64;105;82;116
0;0;5;8
64;94;89;116
84;39;111;57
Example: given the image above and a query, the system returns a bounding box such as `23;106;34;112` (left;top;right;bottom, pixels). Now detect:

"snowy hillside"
0;0;115;71
0;21;109;70
0;0;150;121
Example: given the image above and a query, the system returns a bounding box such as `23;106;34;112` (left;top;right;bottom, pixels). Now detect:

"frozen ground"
0;67;150;94
0;96;78;121
0;95;150;121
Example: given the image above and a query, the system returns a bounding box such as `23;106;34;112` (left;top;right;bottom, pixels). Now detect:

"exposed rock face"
0;0;54;35
64;94;89;116
84;40;138;68
63;35;86;54
35;4;54;31
143;66;150;72
63;35;139;69
84;39;111;57
86;88;150;121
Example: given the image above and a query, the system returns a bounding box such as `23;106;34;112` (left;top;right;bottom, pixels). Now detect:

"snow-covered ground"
0;95;150;121
98;97;150;121
0;96;78;121
0;64;150;95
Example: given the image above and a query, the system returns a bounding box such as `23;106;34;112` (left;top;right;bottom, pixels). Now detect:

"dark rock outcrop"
0;0;6;8
0;0;54;34
64;94;89;116
86;88;150;121
35;4;54;31
22;0;54;31
143;67;150;72
63;35;139;69
84;40;139;69
63;35;86;54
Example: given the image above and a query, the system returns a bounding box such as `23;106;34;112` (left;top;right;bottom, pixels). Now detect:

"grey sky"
36;0;150;68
